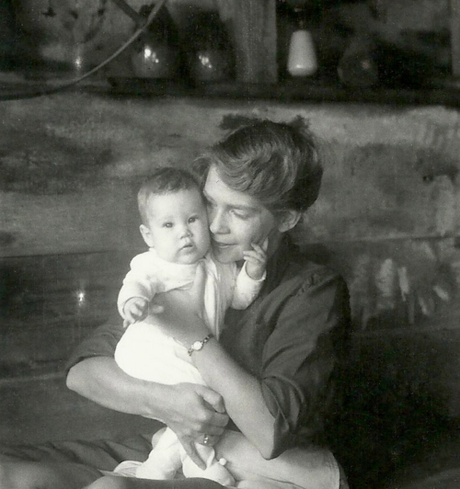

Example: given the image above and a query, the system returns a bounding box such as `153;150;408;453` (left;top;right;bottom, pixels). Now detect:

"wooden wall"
1;93;460;444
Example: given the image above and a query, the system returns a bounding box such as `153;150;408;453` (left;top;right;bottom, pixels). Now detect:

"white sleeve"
230;261;266;310
117;253;161;318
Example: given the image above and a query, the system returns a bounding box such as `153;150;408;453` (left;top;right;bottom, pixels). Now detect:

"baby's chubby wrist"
242;241;268;281
247;268;266;281
243;261;267;281
123;296;148;313
122;297;150;327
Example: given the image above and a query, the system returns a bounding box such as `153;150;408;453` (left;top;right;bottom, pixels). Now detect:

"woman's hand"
151;262;210;346
167;383;229;469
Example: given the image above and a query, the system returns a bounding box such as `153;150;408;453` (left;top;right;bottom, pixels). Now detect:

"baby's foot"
182;455;235;486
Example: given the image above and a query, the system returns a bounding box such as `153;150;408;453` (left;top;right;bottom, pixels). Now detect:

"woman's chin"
212;245;242;264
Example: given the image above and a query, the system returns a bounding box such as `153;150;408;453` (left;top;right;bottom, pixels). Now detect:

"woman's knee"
0;461;43;489
0;460;102;489
84;475;130;489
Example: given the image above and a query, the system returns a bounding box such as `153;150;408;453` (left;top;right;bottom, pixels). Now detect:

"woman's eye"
231;210;249;220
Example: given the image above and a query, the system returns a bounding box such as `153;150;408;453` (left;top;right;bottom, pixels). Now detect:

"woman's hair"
138;166;200;225
193;118;323;213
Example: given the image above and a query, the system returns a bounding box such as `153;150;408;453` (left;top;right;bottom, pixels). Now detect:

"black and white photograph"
1;1;460;488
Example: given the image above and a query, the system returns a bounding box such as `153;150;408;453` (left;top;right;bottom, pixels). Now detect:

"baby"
113;167;267;485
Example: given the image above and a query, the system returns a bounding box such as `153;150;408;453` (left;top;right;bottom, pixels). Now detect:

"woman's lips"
212;240;233;248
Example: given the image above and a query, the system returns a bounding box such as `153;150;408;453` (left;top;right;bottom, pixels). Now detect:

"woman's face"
203;166;280;264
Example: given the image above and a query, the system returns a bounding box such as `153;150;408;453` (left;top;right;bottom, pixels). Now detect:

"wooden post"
231;0;278;83
451;0;460;76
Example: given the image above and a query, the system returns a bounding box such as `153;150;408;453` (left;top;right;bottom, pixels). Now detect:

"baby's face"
140;188;211;264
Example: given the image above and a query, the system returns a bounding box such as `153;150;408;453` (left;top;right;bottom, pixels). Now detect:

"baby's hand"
123;297;148;328
243;239;268;280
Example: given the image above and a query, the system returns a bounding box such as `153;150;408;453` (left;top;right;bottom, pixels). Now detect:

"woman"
0;118;350;489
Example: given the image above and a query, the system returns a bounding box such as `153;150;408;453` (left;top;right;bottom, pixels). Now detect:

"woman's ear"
276;210;301;233
139;224;155;248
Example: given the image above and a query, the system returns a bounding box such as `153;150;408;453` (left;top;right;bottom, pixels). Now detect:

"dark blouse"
67;236;350;458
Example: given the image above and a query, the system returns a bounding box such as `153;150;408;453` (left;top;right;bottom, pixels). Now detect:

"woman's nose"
209;209;228;234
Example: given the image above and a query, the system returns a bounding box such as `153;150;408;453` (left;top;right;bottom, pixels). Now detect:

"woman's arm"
67;357;229;468
67;355;228;431
191;338;276;458
67;357;171;419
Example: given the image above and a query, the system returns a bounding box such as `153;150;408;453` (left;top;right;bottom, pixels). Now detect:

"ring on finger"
203;434;210;445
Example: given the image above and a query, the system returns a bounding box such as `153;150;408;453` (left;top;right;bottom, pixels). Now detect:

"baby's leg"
135;428;181;479
0;460;100;489
181;444;235;487
215;431;340;489
115;323;205;386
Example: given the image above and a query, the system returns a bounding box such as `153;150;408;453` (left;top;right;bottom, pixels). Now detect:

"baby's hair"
138;166;201;225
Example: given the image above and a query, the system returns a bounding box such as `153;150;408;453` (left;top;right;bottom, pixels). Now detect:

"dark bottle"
337;34;379;88
183;10;235;85
131;4;181;79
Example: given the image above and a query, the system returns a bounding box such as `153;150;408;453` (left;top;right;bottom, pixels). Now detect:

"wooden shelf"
103;78;460;107
1;75;460;106
2;0;460;106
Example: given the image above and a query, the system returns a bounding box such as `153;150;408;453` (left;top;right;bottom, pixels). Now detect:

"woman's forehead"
203;166;261;211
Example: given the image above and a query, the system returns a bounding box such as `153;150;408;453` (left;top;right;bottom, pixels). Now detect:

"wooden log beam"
231;0;277;83
1;95;459;258
0;251;131;375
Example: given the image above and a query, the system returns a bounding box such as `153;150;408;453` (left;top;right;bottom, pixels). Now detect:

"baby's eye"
163;222;173;228
188;216;197;223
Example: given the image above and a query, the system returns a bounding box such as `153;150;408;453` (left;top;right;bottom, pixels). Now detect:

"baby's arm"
231;242;267;310
117;253;162;327
121;297;149;328
243;242;267;281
